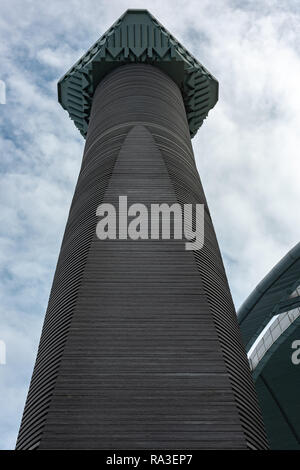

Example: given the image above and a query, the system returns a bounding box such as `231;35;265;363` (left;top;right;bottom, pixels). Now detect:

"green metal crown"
58;9;218;138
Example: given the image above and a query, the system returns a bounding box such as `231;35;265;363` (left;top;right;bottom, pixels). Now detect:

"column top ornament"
58;9;219;138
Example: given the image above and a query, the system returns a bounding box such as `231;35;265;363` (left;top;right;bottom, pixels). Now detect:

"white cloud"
37;46;84;70
191;2;300;304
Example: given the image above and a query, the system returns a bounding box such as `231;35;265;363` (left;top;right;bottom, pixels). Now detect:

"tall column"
16;9;268;450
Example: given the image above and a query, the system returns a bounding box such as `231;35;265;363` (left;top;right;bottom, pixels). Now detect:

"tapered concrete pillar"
16;11;268;450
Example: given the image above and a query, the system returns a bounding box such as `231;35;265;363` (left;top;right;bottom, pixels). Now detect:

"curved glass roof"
238;241;300;351
238;243;300;449
248;306;300;372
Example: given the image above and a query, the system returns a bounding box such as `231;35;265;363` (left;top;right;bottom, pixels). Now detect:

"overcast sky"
0;0;299;449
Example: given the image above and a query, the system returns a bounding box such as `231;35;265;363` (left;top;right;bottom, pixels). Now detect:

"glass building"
238;242;300;449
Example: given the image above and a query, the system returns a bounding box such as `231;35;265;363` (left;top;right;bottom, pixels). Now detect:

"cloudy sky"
0;0;299;449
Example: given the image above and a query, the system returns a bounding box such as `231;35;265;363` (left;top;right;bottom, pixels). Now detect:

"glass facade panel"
247;285;300;371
